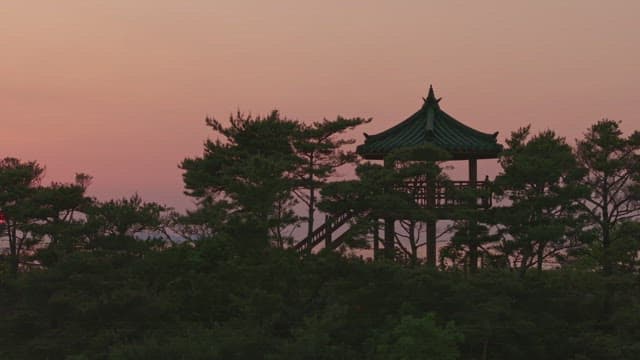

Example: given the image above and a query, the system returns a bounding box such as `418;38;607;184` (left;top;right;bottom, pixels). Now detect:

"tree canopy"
2;112;640;359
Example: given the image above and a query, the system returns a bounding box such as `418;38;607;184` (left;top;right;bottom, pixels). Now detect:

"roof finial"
422;84;442;107
427;85;436;101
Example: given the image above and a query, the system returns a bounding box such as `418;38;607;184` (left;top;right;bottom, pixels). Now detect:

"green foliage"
604;221;640;273
293;116;370;241
166;205;227;242
180;111;369;248
5;112;640;360
494;127;587;275
0;157;46;274
86;194;168;239
440;221;500;271
319;146;448;260
373;314;463;360
0;158;92;274
3;243;640;359
576;119;640;273
181;110;302;246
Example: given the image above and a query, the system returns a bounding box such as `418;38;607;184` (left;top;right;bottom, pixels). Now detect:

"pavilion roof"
356;86;502;161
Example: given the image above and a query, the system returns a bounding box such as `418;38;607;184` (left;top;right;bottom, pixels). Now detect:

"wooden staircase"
293;211;355;253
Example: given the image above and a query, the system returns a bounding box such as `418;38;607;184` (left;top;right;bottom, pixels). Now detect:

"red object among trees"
0;211;6;225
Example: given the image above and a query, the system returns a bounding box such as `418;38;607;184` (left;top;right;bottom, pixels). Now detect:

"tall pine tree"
576;119;640;273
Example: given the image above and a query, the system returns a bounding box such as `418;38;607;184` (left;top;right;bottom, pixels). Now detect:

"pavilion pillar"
469;159;478;184
426;176;437;266
468;158;479;273
383;158;395;260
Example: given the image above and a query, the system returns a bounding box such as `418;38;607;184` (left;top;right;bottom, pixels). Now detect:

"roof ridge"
437;109;496;139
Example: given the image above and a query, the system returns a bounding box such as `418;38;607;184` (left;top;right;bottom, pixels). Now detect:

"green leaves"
181;111;303;245
0;157;93;274
293;116;370;241
494;128;586;275
86;194;168;238
181;110;369;248
4;233;640;359
575;119;640;273
373;314;463;360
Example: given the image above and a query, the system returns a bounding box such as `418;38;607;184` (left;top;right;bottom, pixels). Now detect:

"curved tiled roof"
356;86;502;160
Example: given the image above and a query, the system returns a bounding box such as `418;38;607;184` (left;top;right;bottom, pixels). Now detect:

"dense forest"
1;112;639;359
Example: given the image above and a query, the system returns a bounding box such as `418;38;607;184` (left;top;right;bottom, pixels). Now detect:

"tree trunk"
426;220;437;267
8;223;19;275
307;164;315;242
384;218;395;260
536;244;544;272
518;251;530;278
469;241;478;273
373;220;380;260
601;177;612;275
409;221;418;265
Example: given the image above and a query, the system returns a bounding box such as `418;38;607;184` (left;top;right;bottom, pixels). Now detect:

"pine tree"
180;111;301;247
576;119;640;273
494;127;587;275
292;116;370;242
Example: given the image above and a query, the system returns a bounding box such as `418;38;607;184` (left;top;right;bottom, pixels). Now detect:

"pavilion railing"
398;179;492;209
294;178;493;253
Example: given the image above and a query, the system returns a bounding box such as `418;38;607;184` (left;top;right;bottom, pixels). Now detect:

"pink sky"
2;1;639;210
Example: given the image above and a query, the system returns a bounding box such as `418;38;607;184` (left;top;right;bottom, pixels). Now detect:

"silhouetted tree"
440;220;498;272
181;111;302;247
165;204;226;243
576;119;640;274
0;158;45;274
0;158;95;273
493;127;587;276
292;116;370;241
608;221;640;272
87;194;168;238
30;174;94;266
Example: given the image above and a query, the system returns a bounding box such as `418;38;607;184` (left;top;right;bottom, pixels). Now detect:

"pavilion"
296;86;502;265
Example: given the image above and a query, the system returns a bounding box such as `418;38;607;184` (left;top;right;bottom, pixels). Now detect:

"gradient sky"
2;1;639;210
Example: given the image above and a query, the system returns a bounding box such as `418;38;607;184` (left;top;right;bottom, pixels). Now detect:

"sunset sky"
2;1;639;210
